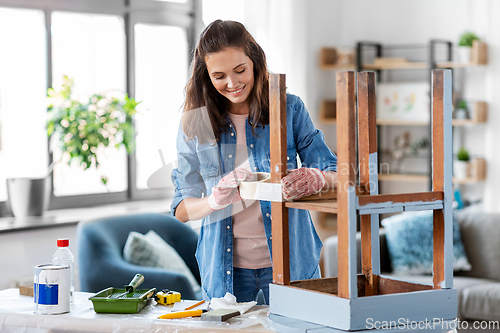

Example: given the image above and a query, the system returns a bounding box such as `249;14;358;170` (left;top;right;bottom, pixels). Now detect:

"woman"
171;20;337;304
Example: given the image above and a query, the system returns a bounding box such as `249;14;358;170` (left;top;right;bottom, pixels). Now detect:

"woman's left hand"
281;167;326;201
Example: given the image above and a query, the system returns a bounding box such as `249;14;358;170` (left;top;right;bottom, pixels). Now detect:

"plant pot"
453;161;470;180
6;176;51;218
457;46;471;64
453;108;469;120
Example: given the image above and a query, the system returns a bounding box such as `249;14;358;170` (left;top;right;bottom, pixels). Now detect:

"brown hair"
182;20;269;144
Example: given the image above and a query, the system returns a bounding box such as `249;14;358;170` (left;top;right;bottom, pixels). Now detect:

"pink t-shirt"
228;112;272;269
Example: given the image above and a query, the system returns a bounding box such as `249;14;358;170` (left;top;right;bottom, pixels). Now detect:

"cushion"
461;283;500;321
383;273;495;319
381;210;471;275
455;208;500;281
123;230;200;293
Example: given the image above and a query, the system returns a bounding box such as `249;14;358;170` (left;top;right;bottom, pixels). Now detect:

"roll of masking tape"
239;172;283;202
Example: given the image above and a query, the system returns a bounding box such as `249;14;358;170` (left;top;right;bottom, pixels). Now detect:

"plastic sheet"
0;288;277;332
210;292;257;314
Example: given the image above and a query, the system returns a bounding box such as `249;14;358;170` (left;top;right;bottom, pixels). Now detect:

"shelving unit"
452;119;486;126
320;64;355;71
318;100;337;124
318;40;488;189
377;173;487;184
376;119;428;126
363;62;428;70
361;61;483;70
322;103;487;127
378;173;428;182
319;46;356;71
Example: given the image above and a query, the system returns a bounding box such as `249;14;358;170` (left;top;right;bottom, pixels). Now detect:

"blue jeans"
233;267;273;305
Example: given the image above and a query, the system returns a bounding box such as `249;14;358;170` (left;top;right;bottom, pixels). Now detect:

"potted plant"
6;175;52;218
453;100;469;120
458;31;480;64
47;75;139;188
454;147;470;179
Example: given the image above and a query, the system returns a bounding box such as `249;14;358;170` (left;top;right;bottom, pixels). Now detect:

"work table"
0;288;274;332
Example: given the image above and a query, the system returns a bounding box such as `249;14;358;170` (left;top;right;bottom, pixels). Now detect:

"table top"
0;288;276;333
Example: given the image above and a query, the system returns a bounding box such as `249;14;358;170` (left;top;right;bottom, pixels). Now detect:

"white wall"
471;0;500;212
0;226;79;291
306;0;342;149
202;0;310;104
305;0;499;211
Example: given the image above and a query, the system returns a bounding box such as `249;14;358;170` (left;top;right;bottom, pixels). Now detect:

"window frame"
0;0;199;214
127;8;196;201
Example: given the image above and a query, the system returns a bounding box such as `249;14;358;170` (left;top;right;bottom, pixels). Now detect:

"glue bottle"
52;238;74;303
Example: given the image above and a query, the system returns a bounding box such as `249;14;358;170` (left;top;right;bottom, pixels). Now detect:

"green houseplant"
458;32;480;64
457;147;470;162
454;100;469;120
459;31;480;47
454;147;470;179
47;75;139;185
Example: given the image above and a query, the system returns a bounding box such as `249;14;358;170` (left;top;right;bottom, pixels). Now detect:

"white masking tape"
239;172;284;202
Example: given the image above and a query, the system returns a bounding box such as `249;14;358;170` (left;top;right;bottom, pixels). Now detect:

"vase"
6;176;51;218
453;161;470;180
457;46;471;64
453;108;468;120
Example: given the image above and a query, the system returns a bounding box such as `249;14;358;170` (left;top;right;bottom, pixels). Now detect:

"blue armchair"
77;213;201;300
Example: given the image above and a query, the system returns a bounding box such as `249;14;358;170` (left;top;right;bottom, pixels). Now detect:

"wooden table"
0;288;275;332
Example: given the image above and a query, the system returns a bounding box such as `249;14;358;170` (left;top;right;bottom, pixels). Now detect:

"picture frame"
376;82;430;122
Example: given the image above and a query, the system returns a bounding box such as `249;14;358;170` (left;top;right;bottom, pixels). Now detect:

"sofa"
77;213;202;300
323;206;500;321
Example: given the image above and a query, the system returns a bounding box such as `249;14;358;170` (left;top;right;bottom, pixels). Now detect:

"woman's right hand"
208;168;253;211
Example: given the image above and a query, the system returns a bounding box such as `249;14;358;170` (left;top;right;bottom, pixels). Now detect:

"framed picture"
376;82;430;122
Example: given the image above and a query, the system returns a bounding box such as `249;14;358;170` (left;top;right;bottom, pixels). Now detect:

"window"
0;7;48;201
51;12;127;196
0;0;197;215
134;23;188;190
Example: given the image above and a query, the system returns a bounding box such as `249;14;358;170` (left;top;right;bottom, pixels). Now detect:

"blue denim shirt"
171;94;337;299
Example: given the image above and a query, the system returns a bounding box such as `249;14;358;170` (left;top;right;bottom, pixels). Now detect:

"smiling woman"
205;48;255;113
171;20;338;305
181;20;270;144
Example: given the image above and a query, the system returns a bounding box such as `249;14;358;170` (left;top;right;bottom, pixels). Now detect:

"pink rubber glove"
281;168;326;201
208;168;253;210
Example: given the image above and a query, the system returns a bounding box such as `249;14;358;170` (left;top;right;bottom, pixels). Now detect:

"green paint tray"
89;274;156;314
